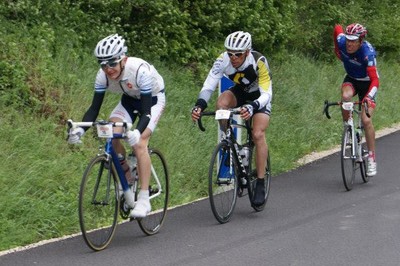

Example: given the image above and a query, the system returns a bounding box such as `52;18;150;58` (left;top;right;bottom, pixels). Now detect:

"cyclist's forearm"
81;92;105;130
253;89;272;111
136;93;152;133
366;66;379;98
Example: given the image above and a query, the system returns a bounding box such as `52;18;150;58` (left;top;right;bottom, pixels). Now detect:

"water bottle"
127;153;138;181
126;153;136;168
239;146;250;167
118;154;134;185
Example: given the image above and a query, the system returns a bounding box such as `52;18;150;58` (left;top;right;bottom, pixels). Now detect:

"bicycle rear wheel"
79;155;119;251
248;147;271;212
341;126;355;191
138;148;169;235
208;141;238;224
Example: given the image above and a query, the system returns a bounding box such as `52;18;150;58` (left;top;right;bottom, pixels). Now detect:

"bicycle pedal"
237;188;244;197
119;199;132;219
237;187;248;197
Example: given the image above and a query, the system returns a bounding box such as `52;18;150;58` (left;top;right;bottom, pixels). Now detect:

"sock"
368;151;376;161
138;190;149;199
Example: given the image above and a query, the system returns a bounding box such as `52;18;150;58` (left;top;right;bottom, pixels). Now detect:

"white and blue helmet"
94;34;127;61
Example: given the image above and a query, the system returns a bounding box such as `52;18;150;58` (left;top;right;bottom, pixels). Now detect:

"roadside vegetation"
1;0;399;251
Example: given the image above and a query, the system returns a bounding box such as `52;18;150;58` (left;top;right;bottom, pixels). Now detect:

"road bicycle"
323;100;370;191
197;108;271;223
67;119;169;251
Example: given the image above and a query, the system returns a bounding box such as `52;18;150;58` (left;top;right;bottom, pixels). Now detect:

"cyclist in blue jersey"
68;34;166;218
334;23;379;176
191;31;273;206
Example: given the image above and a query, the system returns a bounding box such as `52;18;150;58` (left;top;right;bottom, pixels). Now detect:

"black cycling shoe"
253;178;266;206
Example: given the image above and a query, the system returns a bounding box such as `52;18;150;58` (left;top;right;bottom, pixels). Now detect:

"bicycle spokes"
209;142;238;224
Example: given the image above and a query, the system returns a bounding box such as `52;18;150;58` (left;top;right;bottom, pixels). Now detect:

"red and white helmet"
345;23;367;41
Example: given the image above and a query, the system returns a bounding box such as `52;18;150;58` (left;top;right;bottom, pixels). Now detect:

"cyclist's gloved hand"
68;127;84;144
240;104;254;120
363;95;376;109
191;106;202;122
126;129;141;146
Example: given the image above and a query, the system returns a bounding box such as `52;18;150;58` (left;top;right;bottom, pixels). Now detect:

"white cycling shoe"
367;158;377;177
130;191;151;218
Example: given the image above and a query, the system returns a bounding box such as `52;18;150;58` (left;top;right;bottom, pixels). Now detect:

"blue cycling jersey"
336;35;377;80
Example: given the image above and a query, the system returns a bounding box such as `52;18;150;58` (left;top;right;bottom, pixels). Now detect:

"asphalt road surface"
1;131;400;266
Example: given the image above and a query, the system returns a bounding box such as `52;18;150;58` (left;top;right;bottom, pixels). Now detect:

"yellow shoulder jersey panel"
257;58;272;92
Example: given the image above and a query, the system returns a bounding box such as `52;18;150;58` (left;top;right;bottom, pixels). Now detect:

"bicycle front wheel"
208;141;238;224
79;155;119;251
359;141;369;183
248;147;271;212
341;126;355;191
138;148;169;235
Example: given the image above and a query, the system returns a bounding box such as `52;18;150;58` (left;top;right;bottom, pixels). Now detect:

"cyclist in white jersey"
68;34;166;218
191;31;273;207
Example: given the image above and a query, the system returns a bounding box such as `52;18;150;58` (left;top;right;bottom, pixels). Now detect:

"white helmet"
224;31;252;51
94;34;127;61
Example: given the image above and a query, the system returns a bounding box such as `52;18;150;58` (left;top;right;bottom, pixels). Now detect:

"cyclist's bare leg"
252;113;270;179
362;105;375;155
216;90;237;132
110;117;126;157
109;116;151;189
341;83;354;122
134;128;152;190
129;128;152;217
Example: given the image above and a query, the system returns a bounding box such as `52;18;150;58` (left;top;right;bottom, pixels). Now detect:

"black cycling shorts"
343;75;371;101
229;85;271;116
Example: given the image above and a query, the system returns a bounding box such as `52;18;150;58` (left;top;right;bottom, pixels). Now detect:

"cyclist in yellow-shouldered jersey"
191;31;273;207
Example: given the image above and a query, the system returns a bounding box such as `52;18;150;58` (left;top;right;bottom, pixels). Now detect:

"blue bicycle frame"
105;133;130;193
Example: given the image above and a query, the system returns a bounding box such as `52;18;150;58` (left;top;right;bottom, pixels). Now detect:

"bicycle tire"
138;148;169;235
341;126;355;191
248;147;271;212
208;141;238;224
359;141;369;183
79;154;119;251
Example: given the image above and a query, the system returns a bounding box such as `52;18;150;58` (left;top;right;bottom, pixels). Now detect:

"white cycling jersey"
198;51;272;110
94;57;165;97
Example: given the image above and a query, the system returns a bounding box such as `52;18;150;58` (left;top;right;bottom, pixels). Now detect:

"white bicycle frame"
342;102;363;162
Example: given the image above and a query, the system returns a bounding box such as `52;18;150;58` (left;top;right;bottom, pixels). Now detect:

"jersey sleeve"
81;70;107;127
252;56;272;110
94;69;108;92
333;24;344;60
81;91;105;130
196;54;225;110
366;65;379;98
135;63;153;132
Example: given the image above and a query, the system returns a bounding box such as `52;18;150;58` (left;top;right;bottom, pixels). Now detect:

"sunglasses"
98;58;123;69
227;51;246;58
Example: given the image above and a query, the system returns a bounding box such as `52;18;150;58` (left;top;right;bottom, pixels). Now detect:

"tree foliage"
0;0;399;115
